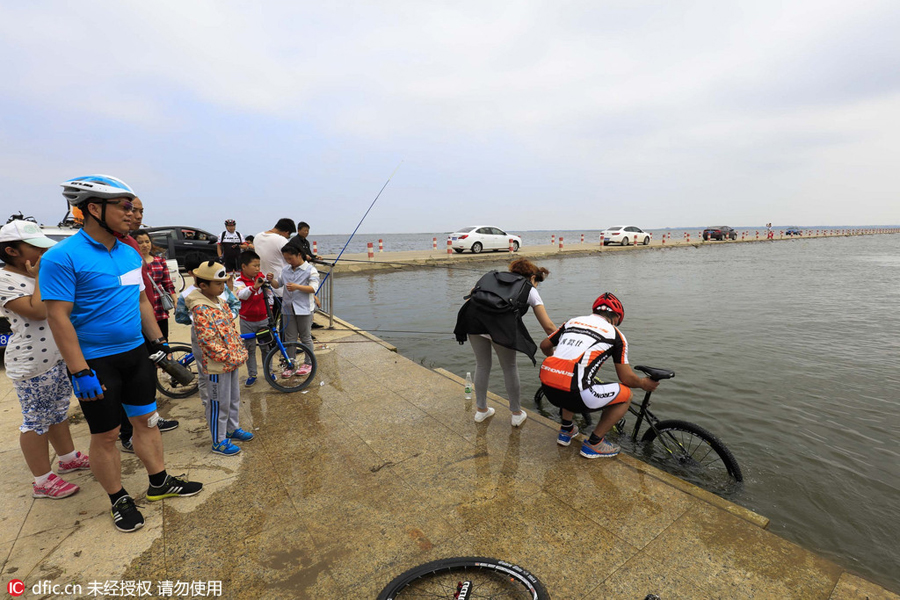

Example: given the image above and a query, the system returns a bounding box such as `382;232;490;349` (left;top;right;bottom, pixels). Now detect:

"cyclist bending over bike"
538;293;658;458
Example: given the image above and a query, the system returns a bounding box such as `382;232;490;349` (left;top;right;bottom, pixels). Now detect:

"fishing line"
322;257;492;274
316;162;402;295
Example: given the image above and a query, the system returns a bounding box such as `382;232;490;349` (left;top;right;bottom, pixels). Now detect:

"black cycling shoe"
111;495;144;532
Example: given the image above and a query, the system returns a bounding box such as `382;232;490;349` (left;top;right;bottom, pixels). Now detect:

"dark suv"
703;226;737;241
144;226;219;268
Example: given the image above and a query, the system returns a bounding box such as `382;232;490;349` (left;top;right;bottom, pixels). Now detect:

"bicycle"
535;365;743;494
377;557;550;599
155;283;317;396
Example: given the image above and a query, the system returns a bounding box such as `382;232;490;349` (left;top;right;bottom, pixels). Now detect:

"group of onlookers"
0;174;321;533
2;172;663;538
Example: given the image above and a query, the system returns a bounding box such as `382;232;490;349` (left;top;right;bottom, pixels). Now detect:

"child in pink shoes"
0;221;90;499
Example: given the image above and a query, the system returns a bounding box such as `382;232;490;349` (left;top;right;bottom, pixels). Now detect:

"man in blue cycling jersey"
41;175;202;533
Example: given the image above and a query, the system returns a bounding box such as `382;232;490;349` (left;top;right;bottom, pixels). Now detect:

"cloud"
1;0;899;231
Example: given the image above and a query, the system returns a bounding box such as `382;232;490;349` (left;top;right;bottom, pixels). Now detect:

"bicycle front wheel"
154;344;199;399
377;556;550;600
262;342;317;392
641;420;743;492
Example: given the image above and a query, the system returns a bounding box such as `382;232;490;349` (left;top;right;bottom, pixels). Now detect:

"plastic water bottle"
464;372;473;400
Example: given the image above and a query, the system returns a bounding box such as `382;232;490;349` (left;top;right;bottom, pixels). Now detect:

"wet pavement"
0;317;897;599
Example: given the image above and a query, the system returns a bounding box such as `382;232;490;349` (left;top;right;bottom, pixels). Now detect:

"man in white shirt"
253;218;295;298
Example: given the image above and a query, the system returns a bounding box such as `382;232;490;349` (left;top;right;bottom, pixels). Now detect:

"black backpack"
465;271;532;315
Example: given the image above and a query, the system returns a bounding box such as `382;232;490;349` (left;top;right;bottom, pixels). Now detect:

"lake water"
332;234;900;591
301;228;799;255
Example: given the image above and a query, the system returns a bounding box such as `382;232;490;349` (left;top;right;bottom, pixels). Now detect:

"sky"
1;1;899;235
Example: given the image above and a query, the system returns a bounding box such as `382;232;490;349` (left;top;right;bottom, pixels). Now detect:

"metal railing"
314;260;335;329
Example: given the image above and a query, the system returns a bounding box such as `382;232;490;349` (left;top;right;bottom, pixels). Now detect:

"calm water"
303;227;798;255
333;234;900;591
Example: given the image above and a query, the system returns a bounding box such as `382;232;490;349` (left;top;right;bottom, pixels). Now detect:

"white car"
600;226;651;246
449;226;522;254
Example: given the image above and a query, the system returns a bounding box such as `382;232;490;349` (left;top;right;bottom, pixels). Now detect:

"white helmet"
60;174;136;206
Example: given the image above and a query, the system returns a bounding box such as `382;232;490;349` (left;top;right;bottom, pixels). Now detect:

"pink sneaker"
33;474;80;499
58;451;90;474
280;369;294;379
295;364;312;376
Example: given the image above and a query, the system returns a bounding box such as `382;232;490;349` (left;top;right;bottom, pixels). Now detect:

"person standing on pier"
454;258;556;427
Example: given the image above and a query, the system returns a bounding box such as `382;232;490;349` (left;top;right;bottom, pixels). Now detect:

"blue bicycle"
155;284;317;396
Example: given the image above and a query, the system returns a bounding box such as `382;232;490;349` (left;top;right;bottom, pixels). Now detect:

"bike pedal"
614;418;626;432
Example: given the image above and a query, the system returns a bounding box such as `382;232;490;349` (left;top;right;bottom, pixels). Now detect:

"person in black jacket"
285;221;317;263
454;259;556;427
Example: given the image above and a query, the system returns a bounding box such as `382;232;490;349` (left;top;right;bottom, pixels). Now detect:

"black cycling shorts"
221;254;241;273
80;344;157;434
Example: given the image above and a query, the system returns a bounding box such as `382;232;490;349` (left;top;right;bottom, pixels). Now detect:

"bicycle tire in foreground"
377;556;550;600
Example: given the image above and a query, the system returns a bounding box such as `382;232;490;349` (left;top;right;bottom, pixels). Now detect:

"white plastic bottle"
464;372;473;400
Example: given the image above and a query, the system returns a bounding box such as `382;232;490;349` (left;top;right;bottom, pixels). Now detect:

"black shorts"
222;254;241;273
80;345;157;434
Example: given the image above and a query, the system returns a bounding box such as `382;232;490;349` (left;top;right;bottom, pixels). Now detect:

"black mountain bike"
536;365;742;494
377;557;550;599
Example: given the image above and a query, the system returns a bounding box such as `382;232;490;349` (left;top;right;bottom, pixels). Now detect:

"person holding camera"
41;175;203;533
233;250;269;387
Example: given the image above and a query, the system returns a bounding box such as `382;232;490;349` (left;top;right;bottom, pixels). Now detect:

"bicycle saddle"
634;365;675;381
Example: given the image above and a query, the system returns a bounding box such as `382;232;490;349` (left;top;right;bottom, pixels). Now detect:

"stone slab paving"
0;318;897;599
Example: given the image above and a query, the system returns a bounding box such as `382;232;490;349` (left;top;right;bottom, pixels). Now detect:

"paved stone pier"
1;316;897;598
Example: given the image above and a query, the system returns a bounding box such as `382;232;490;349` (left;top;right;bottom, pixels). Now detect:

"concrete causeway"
322;230;899;276
1;315;898;598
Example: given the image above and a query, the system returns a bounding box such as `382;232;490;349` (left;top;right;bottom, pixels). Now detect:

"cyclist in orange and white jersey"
539;292;658;458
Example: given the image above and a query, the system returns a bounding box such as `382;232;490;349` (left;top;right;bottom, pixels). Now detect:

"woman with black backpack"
454;258;556;426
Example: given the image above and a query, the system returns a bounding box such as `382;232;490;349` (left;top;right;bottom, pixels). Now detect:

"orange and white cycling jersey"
539;313;628;392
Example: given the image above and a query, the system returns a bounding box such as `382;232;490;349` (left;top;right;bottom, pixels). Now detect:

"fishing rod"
316;162;402;295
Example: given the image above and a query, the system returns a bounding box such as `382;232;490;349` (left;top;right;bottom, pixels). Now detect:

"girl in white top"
0;221;89;499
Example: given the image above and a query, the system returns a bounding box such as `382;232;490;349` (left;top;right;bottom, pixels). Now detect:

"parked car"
449;226;522;254
144;226;219;267
784;228;802;236
703;226;738;241
600;226;651;246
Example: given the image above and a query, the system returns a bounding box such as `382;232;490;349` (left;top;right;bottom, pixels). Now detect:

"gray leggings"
468;334;521;413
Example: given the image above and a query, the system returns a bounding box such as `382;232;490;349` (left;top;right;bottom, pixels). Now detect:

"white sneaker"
474;407;495;423
511;412;528;427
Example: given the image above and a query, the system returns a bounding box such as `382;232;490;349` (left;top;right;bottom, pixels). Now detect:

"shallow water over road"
333;234;900;591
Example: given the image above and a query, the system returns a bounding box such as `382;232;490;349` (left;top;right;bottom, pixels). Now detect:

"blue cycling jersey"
40;229;145;360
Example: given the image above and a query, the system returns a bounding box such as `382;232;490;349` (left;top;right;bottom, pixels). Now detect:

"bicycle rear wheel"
377;556;550;600
262;342;317;392
154;344;199;398
641;420;743;492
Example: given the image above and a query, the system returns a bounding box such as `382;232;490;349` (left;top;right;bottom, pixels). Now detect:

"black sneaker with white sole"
111;495;144;532
146;474;203;501
156;417;179;432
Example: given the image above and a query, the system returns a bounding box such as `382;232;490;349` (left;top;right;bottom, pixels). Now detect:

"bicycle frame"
173;284;296;372
622;388;663;442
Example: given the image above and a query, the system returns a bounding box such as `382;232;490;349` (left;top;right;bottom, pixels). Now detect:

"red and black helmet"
225;219;236;225
592;292;624;323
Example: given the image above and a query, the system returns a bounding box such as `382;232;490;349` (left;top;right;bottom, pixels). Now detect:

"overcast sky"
2;1;898;234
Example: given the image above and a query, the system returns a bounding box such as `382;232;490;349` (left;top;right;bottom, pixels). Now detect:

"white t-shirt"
0;270;63;380
480;287;543;341
253;231;288;297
